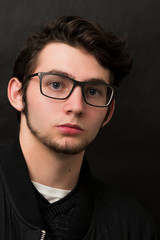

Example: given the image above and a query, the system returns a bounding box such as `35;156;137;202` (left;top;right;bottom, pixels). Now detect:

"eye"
88;88;99;96
50;82;62;89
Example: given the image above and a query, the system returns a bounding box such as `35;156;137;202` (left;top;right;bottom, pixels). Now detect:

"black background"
0;0;159;237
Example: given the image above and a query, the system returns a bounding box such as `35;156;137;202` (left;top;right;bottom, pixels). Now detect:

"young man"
0;16;157;239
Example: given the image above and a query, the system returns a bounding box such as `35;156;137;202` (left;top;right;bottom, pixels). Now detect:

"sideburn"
102;105;110;126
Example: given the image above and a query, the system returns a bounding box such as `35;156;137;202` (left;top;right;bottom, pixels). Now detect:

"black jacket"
0;139;157;240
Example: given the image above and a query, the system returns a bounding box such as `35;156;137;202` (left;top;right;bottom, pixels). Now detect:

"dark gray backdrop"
0;0;159;236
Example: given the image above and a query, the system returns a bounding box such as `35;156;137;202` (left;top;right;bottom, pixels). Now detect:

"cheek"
27;96;63;125
96;109;108;124
89;109;108;132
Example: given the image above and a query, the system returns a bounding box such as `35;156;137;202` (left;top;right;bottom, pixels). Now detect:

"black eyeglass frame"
28;72;117;108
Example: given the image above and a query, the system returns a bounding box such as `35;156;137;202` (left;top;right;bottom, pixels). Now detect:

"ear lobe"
102;98;115;127
7;77;24;111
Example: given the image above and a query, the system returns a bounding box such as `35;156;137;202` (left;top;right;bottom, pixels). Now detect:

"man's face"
22;43;113;154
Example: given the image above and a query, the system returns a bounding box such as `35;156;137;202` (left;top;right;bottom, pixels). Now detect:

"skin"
8;43;115;190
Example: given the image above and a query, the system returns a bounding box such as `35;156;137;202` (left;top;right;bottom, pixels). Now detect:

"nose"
63;86;85;116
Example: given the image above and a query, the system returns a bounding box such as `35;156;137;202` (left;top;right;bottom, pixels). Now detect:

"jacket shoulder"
92;177;150;215
92;177;156;231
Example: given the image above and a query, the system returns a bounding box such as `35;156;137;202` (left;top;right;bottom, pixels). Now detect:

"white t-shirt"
32;181;71;203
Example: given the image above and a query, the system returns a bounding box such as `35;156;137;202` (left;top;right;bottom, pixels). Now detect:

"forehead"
35;42;111;83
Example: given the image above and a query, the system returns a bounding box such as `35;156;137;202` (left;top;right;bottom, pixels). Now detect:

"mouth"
56;124;84;135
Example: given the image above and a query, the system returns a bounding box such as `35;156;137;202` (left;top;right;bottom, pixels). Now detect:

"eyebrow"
47;69;109;84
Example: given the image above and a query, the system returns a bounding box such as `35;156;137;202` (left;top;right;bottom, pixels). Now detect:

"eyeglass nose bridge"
66;78;87;103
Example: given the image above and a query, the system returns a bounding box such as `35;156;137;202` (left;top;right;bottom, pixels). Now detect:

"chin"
42;138;88;155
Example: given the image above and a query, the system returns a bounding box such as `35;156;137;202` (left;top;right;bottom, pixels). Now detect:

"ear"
102;98;115;127
7;77;24;111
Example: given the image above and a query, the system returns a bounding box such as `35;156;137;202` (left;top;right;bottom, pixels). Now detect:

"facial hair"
23;102;93;155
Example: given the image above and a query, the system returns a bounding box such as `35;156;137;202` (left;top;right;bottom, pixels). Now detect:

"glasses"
28;72;116;107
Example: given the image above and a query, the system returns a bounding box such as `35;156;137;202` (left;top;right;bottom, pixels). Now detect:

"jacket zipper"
40;230;46;240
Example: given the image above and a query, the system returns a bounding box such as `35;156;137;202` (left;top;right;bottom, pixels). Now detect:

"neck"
19;121;84;190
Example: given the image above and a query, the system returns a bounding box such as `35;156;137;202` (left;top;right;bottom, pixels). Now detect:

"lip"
56;124;84;135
